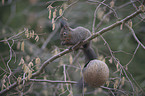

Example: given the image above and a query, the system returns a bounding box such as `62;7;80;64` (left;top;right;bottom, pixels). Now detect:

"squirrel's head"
60;19;72;45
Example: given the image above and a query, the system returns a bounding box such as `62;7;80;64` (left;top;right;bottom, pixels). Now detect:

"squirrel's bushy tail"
82;43;97;67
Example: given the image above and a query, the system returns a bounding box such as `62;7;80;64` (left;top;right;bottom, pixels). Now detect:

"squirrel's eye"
63;32;67;36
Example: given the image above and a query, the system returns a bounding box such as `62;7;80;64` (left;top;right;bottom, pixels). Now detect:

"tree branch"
126;24;145;49
29;79;77;84
0;8;144;96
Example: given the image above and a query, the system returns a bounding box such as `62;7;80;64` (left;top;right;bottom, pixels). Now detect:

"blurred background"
0;0;145;96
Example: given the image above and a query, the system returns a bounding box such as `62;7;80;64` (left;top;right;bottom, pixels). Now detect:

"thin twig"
95;0;138;30
92;0;106;33
6;40;15;83
54;0;80;22
101;86;127;95
100;35;135;95
29;79;77;84
126;44;140;67
0;28;26;42
63;65;67;81
126;24;145;49
88;0;119;19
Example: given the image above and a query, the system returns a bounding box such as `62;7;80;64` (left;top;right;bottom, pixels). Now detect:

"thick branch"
0;9;144;96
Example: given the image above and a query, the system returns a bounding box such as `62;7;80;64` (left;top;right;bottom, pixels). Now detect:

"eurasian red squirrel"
60;19;97;65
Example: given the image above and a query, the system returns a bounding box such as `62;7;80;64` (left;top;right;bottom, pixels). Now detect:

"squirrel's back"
70;27;91;44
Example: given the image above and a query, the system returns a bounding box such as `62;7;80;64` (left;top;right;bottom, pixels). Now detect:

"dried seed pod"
83;60;109;87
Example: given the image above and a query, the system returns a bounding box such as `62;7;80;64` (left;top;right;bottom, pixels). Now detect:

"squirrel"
60;19;97;64
59;19;109;88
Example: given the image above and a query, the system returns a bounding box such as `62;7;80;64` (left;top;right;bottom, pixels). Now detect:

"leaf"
110;0;115;8
6;83;9;90
109;57;112;64
21;41;24;52
53;9;57;19
17;77;22;84
23;64;29;74
23;64;26;72
47;5;52;19
116;62;119;71
106;81;110;87
25;55;30;62
35;57;41;65
121;77;125;86
120;23;123;30
17;41;21;50
114;79;119;89
35;35;39;42
28;61;33;68
125;65;128;70
52;18;55;30
30;30;35;38
98;55;104;60
128;20;132;28
97;8;104;20
28;70;32;80
54;48;58;55
1;74;7;90
52;23;55;30
49;8;51;19
2;84;6;90
59;9;62;16
25;28;29;38
19;57;25;65
63;3;68;10
140;4;145;12
69;54;73;65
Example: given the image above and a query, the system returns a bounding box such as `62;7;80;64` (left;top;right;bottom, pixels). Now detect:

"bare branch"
92;0;106;33
126;24;145;49
126;44;140;67
100;35;135;95
29;79;77;84
0;28;26;42
88;0;119;19
55;0;80;22
101;86;127;95
95;0;138;30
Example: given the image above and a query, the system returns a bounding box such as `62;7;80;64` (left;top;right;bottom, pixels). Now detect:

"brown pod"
83;60;109;87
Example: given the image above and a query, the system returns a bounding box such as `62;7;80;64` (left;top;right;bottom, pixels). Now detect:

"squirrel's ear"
60;18;68;28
